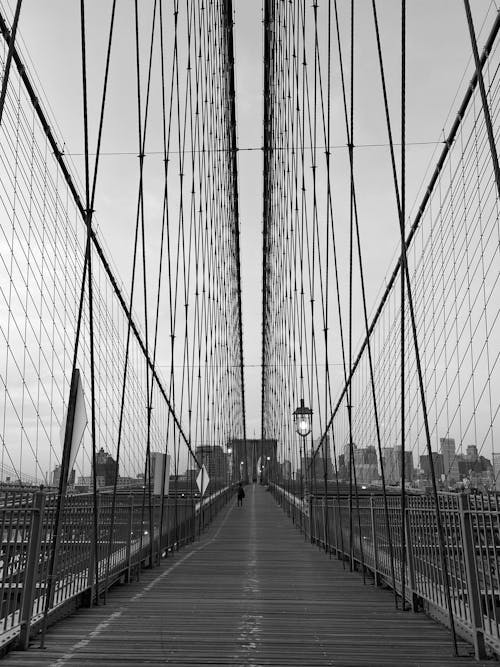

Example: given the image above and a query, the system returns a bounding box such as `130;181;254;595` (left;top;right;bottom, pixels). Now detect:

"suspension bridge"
0;0;499;664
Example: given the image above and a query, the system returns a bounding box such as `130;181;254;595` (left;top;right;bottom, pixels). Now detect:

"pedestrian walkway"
2;485;491;666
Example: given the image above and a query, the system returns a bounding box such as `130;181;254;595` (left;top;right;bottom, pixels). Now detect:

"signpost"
196;465;209;538
196;464;209;496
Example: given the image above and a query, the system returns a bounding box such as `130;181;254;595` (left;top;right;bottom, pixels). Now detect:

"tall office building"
51;464;76;487
381;447;414;485
95;447;119;487
150;452;171;495
466;445;479;462
440;437;460;485
420;452;444;480
195;445;228;485
492;453;500;491
311;435;334;479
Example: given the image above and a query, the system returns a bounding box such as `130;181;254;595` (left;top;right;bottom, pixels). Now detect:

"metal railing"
271;483;500;660
0;485;234;651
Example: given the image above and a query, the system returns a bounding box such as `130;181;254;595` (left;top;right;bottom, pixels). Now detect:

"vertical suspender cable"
262;0;272;442
321;0;333;551
224;0;246;446
347;0;355;572
79;0;100;606
400;0;407;611
345;0;364;578
134;0;156;569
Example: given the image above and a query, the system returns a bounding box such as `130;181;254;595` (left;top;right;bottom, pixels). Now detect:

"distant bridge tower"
228;439;277;483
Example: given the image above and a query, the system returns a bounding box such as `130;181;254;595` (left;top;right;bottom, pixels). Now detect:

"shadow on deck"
1;485;493;666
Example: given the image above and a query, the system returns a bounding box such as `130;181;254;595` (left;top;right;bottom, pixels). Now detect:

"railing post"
336;500;344;560
370;496;380;586
334;500;340;556
458;493;486;660
322;496;327;551
125;496;133;583
308;495;313;543
152;497;158;567
403;506;419;612
19;491;45;650
86;492;100;599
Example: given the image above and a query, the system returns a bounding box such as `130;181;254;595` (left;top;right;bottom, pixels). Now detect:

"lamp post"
293;398;312;437
260;455;271;485
227;447;232;484
293;399;313;498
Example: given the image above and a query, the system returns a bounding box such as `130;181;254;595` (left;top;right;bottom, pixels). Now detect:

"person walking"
237;482;245;507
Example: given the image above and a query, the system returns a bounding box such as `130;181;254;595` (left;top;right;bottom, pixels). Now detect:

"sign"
196;464;209;496
60;369;87;482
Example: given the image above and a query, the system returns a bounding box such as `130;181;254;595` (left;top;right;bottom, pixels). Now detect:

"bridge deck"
2;485;490;666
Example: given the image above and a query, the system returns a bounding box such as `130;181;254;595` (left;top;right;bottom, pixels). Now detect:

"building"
195;445;228;486
419;452;444;480
115;475;143;488
76;475;105;489
302;436;334;481
352;446;378;466
492;453;500;491
343;442;356;467
355;463;379;485
350;446;379;484
95;447;119;487
440;438;460;485
466;445;479;462
150;452;171;495
457;449;493;490
467;468;495;492
314;436;334;479
51;464;75;487
381;447;414;485
381;448;398;484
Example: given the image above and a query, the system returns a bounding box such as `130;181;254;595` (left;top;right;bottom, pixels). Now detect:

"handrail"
0;485;234;651
270;482;497;660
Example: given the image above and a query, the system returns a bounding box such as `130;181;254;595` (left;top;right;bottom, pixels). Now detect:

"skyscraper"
440;437;460;485
195;445;228;486
492;453;500;491
311;435;334;479
95;447;118;487
419;452;444;480
150;452;171;495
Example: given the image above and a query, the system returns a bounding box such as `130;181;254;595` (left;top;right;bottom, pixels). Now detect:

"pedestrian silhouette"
237;482;245;507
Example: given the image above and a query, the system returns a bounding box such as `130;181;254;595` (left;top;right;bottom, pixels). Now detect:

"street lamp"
227;447;233;483
293;399;313;499
293;398;312;437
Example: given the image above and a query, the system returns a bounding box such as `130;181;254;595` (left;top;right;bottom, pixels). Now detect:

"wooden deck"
2;485;492;666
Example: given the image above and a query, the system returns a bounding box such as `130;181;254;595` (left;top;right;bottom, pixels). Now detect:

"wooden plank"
1;485;492;665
